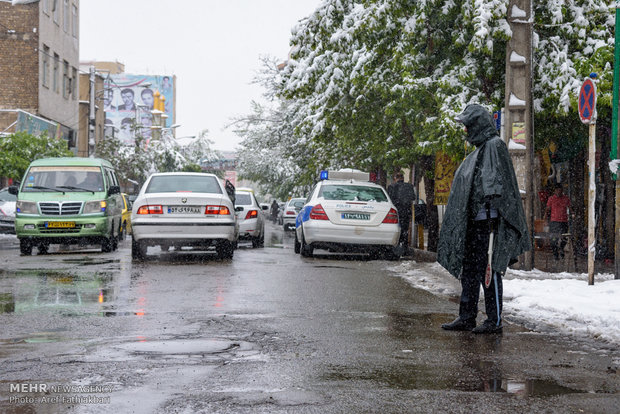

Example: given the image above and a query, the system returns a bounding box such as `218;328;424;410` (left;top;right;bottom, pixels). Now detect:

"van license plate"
168;206;201;214
341;213;370;220
46;221;75;228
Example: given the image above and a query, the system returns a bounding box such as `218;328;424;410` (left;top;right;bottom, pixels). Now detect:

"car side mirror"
108;185;120;196
8;185;18;196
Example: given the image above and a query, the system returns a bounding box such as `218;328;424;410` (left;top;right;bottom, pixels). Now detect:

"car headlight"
84;200;107;214
16;201;37;214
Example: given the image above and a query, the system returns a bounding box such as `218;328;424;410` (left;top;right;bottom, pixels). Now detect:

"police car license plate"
341;213;370;220
46;221;75;228
168;206;201;214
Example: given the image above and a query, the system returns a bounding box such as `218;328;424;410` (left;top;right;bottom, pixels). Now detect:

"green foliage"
237;0;613;193
0;131;73;181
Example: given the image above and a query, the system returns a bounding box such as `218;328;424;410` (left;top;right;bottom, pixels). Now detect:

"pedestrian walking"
544;183;573;260
437;103;530;334
270;200;279;223
387;171;416;251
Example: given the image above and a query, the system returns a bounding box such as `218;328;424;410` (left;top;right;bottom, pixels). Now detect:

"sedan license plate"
45;221;75;228
341;213;370;220
168;206;201;214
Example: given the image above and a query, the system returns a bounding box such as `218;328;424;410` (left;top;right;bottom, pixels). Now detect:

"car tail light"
286;210;296;215
309;204;329;220
245;209;258;219
205;205;231;215
137;205;163;215
382;208;399;224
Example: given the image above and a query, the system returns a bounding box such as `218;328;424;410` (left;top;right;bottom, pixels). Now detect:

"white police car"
294;169;401;260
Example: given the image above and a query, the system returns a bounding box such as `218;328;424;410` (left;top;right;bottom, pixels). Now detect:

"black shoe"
472;319;503;334
441;317;476;331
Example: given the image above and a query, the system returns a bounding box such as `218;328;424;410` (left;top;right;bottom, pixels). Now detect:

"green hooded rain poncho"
437;104;530;279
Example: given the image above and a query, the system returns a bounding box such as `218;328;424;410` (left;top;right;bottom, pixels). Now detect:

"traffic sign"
578;78;597;124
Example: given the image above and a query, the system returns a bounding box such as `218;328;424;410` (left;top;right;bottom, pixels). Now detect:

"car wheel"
132;239;147;260
259;228;265;247
300;230;313;258
383;247;401;261
119;223;127;241
37;243;49;255
20;239;33;256
251;236;260;248
216;240;234;259
294;232;301;254
101;237;113;253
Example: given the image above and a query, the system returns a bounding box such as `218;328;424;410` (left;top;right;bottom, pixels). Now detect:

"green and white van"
9;157;123;255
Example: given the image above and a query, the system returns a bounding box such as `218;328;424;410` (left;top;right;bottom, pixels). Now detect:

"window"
52;0;59;24
63;60;69;99
63;0;69;32
71;3;78;38
72;67;77;99
52;53;59;93
146;175;223;194
60;0;68;32
42;45;50;87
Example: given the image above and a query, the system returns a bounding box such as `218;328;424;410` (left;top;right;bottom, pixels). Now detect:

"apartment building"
0;0;80;150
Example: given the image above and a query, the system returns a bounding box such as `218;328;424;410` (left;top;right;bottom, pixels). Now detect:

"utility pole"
612;5;620;280
504;0;533;270
88;66;96;157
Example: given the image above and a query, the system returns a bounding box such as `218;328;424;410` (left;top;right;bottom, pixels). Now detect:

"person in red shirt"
544;183;573;260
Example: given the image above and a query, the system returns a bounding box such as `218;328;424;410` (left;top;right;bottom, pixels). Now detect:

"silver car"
0;187;17;234
131;173;238;259
235;188;265;248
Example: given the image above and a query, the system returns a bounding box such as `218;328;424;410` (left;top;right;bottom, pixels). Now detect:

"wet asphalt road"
0;222;618;413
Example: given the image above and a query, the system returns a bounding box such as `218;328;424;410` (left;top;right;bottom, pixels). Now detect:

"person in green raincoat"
437;103;530;334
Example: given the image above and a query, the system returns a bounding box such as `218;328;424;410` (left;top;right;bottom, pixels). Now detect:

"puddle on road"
108;338;261;362
0;270;115;314
322;365;583;396
62;257;119;266
0;329;67;345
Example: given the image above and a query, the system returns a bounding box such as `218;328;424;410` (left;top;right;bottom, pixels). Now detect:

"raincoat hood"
455;104;497;147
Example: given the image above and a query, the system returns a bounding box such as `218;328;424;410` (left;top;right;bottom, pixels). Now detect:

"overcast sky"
80;0;321;152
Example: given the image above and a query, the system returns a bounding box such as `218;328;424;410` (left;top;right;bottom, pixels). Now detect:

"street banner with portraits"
103;73;174;146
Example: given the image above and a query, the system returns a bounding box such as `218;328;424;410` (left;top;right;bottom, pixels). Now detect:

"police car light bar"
319;169;370;181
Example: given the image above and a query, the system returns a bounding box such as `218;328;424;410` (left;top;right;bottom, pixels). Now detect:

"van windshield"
22;166;104;193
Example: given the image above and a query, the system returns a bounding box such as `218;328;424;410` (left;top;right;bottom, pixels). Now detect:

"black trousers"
399;216;411;248
549;221;569;258
458;220;503;325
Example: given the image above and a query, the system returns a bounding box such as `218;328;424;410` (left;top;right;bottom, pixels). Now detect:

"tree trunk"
420;155;439;252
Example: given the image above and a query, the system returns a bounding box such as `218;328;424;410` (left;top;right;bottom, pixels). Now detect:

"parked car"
235;188;265;248
0;187;17;234
10;157;123;255
119;193;133;241
294;169;400;260
282;198;306;230
131;172;238;260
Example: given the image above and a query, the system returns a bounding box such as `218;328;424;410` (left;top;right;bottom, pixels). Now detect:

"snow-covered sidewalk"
390;261;620;346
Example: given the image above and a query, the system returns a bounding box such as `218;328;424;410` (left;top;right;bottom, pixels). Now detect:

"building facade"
0;0;80;148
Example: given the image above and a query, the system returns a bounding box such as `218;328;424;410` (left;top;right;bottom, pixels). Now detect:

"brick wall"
0;2;39;112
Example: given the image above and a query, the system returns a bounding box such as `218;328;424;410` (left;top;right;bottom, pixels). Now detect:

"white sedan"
294;171;400;260
234;188;265;248
131;172;238;259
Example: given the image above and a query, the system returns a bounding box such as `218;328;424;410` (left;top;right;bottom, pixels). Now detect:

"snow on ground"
390;261;620;346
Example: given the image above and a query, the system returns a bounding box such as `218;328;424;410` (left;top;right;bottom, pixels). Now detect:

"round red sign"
578;78;596;124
